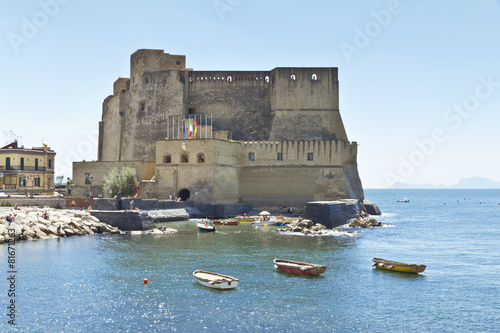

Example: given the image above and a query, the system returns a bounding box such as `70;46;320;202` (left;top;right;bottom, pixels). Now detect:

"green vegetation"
66;178;74;196
103;166;139;198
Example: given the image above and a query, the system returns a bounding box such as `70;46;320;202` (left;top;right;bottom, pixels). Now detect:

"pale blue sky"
1;0;499;188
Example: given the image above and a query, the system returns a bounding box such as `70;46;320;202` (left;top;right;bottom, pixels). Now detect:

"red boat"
273;259;327;276
212;220;239;225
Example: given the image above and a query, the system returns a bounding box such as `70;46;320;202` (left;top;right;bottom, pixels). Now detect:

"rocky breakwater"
0;208;121;243
348;217;382;228
276;219;328;235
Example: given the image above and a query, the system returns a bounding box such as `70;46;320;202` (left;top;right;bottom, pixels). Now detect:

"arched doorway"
178;189;190;201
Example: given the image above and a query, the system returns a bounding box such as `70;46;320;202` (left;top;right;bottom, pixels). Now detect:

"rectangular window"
248;152;255;161
277;152;283;161
176;61;181;65
48;159;52;168
140;103;145;111
35;159;38;171
164;155;171;163
307;153;314;161
6;157;10;170
20;157;24;170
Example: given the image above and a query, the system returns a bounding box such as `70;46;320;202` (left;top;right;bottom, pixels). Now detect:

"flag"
194;116;198;137
183;119;186;139
189;119;193;137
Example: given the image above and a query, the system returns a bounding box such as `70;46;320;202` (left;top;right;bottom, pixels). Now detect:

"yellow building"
0;141;56;196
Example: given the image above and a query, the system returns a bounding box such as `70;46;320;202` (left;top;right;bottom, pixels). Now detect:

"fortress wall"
270;67;339;110
130;49;186;88
120;70;186;162
101;94;123;161
239;140;356;166
213;165;240;204
187;71;272;141
268;67;347;141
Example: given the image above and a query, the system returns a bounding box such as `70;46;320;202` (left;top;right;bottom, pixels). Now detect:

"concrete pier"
303;200;362;229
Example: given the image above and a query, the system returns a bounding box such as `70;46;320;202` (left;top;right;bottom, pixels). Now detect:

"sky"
1;0;499;189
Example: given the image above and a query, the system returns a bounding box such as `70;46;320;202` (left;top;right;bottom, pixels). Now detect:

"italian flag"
189;119;193;137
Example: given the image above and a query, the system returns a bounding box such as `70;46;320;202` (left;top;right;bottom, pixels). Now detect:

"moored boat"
235;216;255;222
372;257;426;274
252;219;276;226
275;221;289;226
197;223;216;232
213;220;239;225
193;270;239;289
273;258;327;276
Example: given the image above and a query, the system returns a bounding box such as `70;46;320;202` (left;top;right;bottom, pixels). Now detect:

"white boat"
197;223;216;232
192;270;239;289
252;219;276;226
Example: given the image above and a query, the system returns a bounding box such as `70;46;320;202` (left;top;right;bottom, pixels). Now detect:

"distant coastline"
385;177;500;189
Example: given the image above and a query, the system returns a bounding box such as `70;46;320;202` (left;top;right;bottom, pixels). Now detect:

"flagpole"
167;115;169;139
211;114;213;138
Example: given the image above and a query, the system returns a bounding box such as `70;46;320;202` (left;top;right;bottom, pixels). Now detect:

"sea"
1;189;499;332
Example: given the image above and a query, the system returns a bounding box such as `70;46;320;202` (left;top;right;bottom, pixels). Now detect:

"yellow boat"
234;215;255;222
372;257;426;274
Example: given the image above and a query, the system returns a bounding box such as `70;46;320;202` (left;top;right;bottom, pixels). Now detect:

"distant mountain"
389;177;500;189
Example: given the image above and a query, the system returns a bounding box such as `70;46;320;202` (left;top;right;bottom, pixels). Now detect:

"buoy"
144;278;148;284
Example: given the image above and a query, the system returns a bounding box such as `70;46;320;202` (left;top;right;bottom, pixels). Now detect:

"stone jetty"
0;207;121;243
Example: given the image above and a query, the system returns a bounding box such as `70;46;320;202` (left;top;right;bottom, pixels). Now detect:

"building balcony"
0;166;47;172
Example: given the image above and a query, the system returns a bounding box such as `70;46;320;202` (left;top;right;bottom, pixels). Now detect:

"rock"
35;230;49;239
0;224;8;236
63;228;75;236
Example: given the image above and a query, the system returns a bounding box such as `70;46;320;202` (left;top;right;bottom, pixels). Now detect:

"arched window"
197;153;205;163
181;154;189;163
163;154;171;164
227;76;232;82
312;74;318;80
265;76;270;83
290;74;296;80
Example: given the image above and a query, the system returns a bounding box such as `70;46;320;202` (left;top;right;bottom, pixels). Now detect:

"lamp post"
0;172;3;190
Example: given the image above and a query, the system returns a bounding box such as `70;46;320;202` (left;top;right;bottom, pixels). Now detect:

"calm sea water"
2;189;499;332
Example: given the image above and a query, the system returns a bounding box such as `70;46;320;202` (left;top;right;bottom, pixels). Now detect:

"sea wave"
277;229;360;237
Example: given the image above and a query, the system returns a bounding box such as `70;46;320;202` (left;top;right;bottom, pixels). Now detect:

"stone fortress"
73;49;365;211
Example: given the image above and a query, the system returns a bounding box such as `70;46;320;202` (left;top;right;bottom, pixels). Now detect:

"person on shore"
88;206;92;211
6;214;14;223
70;200;76;209
42;211;49;220
57;225;61;239
130;200;134;211
14;203;19;210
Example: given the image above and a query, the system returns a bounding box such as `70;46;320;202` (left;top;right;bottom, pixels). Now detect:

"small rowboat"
197;223;216;232
213;220;239;225
273;259;327;276
372;257;426;274
193;270;239;289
